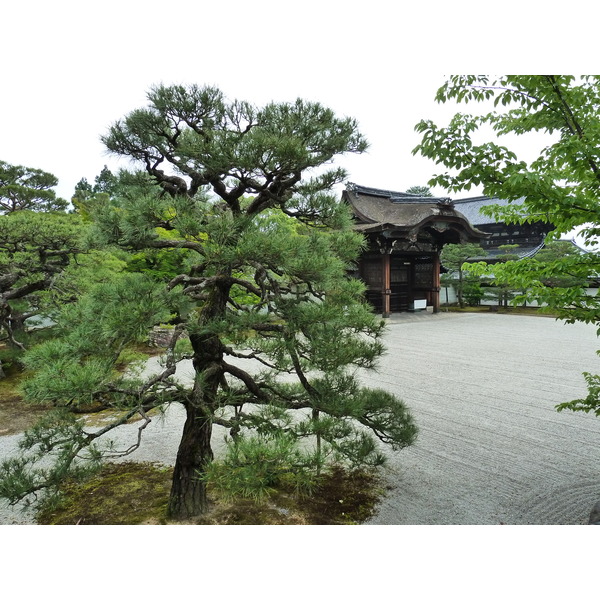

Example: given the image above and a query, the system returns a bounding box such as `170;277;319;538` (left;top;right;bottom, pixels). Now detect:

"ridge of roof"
345;184;539;229
347;183;526;206
344;183;489;240
346;182;451;204
453;195;497;203
347;182;419;198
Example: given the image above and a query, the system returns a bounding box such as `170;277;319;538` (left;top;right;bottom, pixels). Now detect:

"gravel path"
2;312;600;524
363;312;600;525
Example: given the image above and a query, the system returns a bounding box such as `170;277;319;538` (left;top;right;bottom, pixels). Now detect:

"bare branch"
223;345;283;371
101;407;153;458
221;361;272;402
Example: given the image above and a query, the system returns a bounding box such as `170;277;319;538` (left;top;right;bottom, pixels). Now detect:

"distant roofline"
346;182;453;204
346;183;524;206
454;196;497;203
461;241;546;263
454;195;526;205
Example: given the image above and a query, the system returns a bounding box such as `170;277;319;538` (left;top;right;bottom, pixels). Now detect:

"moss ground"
36;462;386;525
0;368;47;436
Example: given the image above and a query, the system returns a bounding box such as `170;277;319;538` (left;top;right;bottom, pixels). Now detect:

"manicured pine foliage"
0;208;83;378
0;160;131;380
0;160;68;214
0;85;417;519
440;242;483;308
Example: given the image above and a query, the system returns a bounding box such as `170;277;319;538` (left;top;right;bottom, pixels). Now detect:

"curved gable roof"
343;183;489;242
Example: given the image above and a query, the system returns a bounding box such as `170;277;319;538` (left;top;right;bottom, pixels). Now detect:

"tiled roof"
346;183;452;204
453;196;526;225
343;183;489;243
346;184;527;226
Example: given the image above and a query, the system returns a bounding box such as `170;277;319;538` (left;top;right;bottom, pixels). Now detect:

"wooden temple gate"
343;183;488;317
359;252;441;316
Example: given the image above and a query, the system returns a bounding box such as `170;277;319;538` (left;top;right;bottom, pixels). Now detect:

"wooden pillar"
432;252;441;314
382;252;391;318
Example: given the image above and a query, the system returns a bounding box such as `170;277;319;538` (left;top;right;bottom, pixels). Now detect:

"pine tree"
0;160;67;214
440;242;483;308
1;85;417;520
0;210;82;378
405;185;433;197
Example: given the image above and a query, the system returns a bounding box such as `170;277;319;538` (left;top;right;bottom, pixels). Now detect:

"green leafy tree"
440;242;482;308
38;249;129;310
72;166;119;217
533;240;588;288
73;166;118;202
72;178;98;221
462;280;485;307
405;185;433;197
0;160;67;214
484;244;521;308
74;169;191;282
1;84;417;520
413;75;600;413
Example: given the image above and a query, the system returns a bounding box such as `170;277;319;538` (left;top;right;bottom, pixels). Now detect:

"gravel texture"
362;312;600;525
2;311;600;525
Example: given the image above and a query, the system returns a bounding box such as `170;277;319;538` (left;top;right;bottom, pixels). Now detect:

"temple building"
452;195;554;263
343;183;553;316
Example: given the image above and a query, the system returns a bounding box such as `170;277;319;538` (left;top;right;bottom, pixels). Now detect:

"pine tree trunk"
168;403;214;519
167;282;230;520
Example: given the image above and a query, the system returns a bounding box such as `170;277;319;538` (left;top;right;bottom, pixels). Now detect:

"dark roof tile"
343;183;489;242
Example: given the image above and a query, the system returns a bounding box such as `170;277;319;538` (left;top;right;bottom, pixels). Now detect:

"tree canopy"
405;185;433;197
0;161;117;379
440;242;483;308
73;165;120;208
0;209;82;378
414;75;600;414
1;84;417;520
0;160;67;214
414;76;600;238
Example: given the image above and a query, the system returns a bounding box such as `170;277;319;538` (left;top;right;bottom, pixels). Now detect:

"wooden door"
390;258;410;311
360;257;383;312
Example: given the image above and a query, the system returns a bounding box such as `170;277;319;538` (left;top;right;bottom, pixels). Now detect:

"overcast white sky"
2;1;594;204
